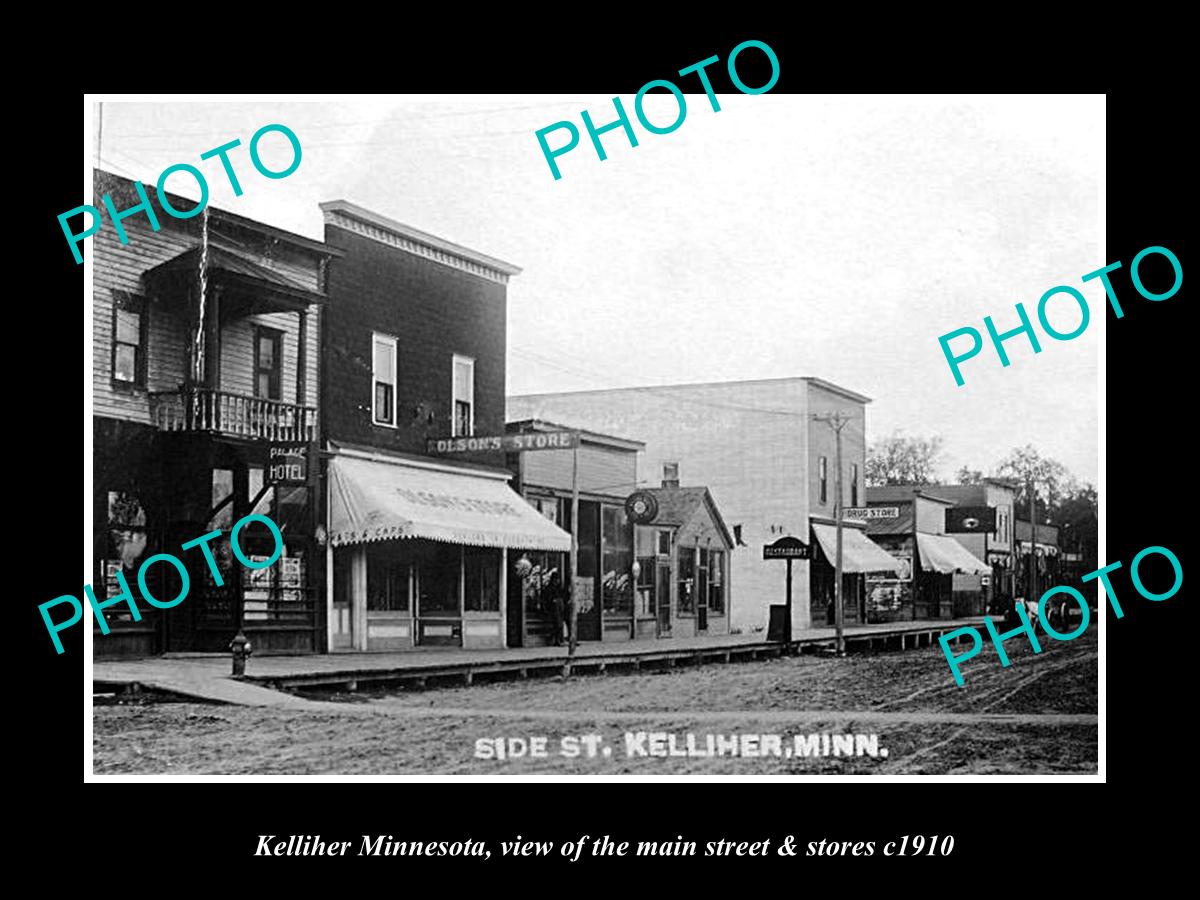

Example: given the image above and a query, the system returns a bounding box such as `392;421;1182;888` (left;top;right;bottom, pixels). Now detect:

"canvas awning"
811;523;903;574
917;533;991;575
329;453;571;551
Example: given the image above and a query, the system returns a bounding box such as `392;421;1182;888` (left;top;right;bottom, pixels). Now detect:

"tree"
994;444;1076;521
865;433;945;486
956;466;986;485
1054;482;1099;572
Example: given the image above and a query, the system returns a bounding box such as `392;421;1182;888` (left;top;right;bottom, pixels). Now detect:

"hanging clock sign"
625;490;659;524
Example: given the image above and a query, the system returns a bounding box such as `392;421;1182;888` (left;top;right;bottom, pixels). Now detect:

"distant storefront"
808;519;903;625
863;487;990;622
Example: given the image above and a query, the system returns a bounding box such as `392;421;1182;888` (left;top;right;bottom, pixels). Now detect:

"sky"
91;94;1103;486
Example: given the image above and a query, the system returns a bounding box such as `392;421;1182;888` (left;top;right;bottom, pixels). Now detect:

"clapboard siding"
522;442;637;496
93;170;325;425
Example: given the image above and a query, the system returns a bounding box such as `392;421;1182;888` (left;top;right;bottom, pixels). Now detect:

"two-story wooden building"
320;202;571;652
92;170;336;657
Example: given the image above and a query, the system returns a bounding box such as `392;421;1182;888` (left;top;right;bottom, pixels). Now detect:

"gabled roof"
645;486;735;548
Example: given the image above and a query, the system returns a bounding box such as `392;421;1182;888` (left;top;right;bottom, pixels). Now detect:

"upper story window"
372;333;398;427
662;461;679;484
850;463;859;507
452;354;475;437
818;455;828;505
254;327;283;400
112;291;147;388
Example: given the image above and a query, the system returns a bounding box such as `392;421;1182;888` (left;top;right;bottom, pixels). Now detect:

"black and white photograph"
80;91;1104;778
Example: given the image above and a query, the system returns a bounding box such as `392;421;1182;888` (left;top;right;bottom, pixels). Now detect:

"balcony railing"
149;386;316;442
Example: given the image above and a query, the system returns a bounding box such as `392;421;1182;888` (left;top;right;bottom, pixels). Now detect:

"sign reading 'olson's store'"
427;431;579;455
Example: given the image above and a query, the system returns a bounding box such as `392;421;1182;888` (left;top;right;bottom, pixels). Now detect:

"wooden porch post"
351;547;367;651
499;547;508;649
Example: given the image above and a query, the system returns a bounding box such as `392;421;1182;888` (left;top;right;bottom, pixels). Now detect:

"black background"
18;20;1188;884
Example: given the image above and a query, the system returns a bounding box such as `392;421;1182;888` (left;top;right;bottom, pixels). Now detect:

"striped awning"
329;453;571;551
811;523;903;574
917;533;991;575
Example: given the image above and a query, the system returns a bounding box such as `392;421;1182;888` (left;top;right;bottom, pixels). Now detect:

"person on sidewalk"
547;570;564;646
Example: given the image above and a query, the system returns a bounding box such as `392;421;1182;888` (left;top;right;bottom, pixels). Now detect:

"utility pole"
569;441;580;658
1028;476;1037;608
813;412;852;656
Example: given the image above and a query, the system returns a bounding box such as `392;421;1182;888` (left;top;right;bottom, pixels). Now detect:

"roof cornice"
321;200;521;285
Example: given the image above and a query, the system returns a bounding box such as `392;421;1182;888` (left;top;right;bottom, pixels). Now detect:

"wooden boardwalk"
93;617;987;703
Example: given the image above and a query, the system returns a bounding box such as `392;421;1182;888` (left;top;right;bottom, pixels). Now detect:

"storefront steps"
92;617;992;706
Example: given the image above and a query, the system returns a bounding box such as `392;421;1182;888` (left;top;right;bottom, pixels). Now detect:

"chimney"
662;461;679;489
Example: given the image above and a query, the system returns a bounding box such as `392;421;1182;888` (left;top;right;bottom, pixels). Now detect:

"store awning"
329;453;571;551
811;523;903;574
917;533;991;575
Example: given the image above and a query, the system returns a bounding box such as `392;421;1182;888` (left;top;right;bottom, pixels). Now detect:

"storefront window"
602;505;633;615
575;501;598;615
697;547;709;610
709;550;725;614
465;547;499;612
104;491;147;619
521;552;564;619
678;546;695;614
367;543;410;612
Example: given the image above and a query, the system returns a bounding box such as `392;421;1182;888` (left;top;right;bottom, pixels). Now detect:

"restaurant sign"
267;443;308;485
427;431;579;454
763;535;811;560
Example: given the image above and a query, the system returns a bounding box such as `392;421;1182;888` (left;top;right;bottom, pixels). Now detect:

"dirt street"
93;629;1097;775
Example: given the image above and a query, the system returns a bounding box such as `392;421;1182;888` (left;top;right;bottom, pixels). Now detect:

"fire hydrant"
230;631;253;678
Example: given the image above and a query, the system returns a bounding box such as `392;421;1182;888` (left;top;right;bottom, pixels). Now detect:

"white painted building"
509;377;893;634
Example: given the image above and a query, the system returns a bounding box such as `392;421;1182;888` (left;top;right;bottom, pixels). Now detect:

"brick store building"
320;202;570;652
91;171;336;657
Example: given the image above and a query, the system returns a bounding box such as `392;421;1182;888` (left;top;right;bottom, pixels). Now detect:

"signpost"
763;535;810;642
625;490;659;525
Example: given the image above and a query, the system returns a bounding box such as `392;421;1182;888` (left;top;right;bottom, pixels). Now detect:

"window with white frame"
372;333;398;426
453;354;475;437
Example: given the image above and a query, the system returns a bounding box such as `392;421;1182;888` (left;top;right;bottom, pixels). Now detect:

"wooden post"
784;558;793;643
499;547;508;649
351;547;367;651
833;422;845;655
297;306;307;407
569;442;580;656
1028;477;1038;605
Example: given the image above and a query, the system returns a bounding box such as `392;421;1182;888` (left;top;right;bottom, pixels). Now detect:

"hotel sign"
844;507;900;520
267;443;308;485
427;431;579;454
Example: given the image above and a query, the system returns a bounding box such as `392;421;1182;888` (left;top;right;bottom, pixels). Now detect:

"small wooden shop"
504;420;735;646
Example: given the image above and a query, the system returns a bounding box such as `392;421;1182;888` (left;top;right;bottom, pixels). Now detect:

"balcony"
150;386;316;442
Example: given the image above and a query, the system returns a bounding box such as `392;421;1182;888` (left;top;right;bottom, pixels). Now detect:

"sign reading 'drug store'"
427;431;579;454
